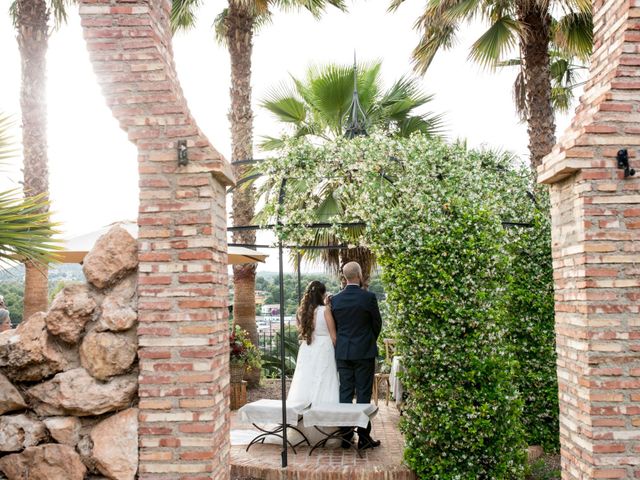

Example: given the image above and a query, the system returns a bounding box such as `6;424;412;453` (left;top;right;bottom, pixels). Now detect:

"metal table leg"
308;426;363;458
246;423;311;454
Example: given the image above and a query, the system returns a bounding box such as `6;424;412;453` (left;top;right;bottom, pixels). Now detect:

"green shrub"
371;188;528;479
504;192;558;452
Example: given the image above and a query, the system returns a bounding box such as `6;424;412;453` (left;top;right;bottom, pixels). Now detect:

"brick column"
539;0;640;478
79;1;235;478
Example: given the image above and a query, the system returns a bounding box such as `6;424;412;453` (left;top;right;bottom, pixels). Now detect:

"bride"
286;280;340;443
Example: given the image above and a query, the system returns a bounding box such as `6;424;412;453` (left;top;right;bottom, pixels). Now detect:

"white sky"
0;1;576;272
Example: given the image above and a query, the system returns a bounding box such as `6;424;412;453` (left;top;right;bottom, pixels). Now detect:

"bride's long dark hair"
297;280;326;345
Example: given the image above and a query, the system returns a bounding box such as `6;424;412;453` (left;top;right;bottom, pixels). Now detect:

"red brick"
599;102;633;111
180;451;214;461
179;423;214;434
159;437;181;447
178;274;215;284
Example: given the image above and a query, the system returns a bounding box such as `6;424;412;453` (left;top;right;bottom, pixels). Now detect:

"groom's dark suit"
331;284;383;405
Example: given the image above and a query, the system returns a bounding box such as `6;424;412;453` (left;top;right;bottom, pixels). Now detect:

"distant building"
255;290;267;305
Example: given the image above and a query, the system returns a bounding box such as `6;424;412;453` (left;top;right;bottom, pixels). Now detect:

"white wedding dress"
286;305;340;444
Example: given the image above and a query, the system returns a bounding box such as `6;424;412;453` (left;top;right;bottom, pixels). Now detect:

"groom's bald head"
343;262;362;283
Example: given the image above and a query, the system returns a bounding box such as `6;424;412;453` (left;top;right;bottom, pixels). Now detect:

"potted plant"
229;325;261;383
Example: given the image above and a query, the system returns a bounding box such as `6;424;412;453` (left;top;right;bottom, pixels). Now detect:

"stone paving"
230;404;415;480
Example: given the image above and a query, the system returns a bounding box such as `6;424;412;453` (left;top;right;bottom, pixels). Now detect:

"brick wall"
539;0;640;477
78;0;235;478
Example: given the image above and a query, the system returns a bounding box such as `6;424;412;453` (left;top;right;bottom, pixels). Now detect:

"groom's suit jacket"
331;285;382;360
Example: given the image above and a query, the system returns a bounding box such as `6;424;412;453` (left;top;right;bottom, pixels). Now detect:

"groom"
331;261;382;449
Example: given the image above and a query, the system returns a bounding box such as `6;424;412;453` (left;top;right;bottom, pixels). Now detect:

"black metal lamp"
343;54;368;139
617;149;635;177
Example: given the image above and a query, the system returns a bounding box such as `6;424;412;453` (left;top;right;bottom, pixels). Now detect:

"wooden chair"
372;339;397;406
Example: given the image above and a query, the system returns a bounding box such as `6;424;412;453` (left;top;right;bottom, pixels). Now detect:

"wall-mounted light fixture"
617;149;635;177
178;140;188;166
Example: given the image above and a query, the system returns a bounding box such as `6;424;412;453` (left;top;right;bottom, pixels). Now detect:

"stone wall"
539;0;640;477
78;0;234;478
0;226;139;480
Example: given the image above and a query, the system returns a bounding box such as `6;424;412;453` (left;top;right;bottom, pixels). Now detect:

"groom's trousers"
337;358;376;439
337;358;376;404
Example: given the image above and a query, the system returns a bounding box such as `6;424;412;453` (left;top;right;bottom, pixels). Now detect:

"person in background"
0;295;11;332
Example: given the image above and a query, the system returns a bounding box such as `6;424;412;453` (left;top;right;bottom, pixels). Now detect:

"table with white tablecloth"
304;403;378;457
389;355;404;408
237;399;311;453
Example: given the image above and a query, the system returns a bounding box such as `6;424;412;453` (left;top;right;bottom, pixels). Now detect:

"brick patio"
230;404;415;480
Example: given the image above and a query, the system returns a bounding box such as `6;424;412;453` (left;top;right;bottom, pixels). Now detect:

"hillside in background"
1;267;384;325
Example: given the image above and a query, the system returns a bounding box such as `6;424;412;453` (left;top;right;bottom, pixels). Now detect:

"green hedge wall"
504;194;559;452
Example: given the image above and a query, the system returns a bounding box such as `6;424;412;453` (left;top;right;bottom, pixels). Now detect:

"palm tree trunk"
518;4;556;170
16;0;50;320
226;1;259;386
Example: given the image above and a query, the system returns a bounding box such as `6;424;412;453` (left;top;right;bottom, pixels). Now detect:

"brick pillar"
79;1;235;478
539;0;640;478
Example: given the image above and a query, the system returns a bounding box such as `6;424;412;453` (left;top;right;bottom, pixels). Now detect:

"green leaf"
468;16;519;68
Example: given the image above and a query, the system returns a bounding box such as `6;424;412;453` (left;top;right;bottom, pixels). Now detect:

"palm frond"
261;82;307;123
253;10;275;32
387;0;407;12
213;8;229;45
0;113;18;164
271;0;347;18
0;190;62;267
438;0;484;22
259;136;288;151
379;76;432;118
170;0;201;32
562;0;592;15
468;16;519;68
9;1;18;27
49;0;75;29
550;85;571;112
412;17;458;74
397;114;446;137
554;12;592;60
513;69;527;122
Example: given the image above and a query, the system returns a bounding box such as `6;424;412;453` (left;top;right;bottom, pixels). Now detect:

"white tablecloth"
303;403;378;429
238;399;310;424
389;356;404;406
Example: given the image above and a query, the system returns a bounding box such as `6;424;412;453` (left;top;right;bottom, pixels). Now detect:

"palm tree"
171;0;346;385
260;61;444;150
9;0;72;319
0;112;60;271
255;61;444;286
389;0;592;168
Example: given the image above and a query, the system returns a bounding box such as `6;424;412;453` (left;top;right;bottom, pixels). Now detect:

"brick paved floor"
230;404;415;480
